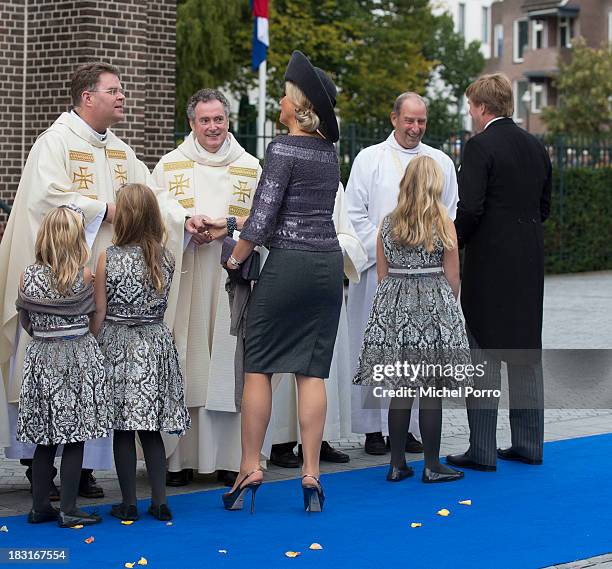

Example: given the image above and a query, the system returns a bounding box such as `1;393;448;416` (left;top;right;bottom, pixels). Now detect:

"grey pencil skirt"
244;247;344;379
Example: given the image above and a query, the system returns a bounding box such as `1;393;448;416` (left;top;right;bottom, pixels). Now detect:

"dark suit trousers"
466;329;544;466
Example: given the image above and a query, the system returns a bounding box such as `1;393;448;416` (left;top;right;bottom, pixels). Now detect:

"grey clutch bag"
220;237;261;283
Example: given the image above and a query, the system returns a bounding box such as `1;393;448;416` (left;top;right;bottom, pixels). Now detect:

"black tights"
113;430;166;507
32;442;83;514
388;396;453;472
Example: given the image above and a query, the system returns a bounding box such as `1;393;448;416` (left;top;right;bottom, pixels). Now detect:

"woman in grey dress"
92;183;190;522
17;206;110;528
353;156;471;484
222;51;342;513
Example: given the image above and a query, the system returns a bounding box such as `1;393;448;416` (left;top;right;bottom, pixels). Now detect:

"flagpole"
257;59;267;159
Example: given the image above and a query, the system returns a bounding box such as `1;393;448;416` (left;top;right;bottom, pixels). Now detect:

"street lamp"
521;89;532;132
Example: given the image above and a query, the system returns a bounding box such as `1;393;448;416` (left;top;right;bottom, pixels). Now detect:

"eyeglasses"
89;88;125;97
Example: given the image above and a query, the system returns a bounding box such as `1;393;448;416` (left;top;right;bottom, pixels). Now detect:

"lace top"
105;245;174;321
240;135;341;252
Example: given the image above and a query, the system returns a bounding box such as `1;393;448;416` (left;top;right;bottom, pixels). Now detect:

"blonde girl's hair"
390;155;456;252
285;81;321;134
113;183;167;292
35;207;90;295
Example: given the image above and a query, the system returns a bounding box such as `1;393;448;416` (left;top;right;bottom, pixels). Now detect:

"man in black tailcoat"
447;73;552;471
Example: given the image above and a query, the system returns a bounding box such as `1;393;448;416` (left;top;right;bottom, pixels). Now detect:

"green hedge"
544;167;612;274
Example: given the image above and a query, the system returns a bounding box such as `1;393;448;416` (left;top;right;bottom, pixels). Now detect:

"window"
458;3;466;36
494;24;504;57
532;19;547;49
531;82;547;113
559;17;573;47
514;80;528;122
482;7;490;44
513;19;529;62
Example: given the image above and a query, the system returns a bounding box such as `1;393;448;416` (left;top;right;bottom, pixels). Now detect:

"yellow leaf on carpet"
121;521;134;525
71;525;84;529
218;550;227;554
459;499;472;506
124;564;135;568
285;551;301;558
410;523;422;528
309;543;323;550
84;536;94;544
137;557;147;566
0;526;7;532
437;509;450;517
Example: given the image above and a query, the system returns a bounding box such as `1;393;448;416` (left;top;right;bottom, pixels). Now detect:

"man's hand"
185;214;210;234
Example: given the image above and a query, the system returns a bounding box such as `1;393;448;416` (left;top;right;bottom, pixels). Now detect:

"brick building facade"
485;0;612;133
0;0;176;231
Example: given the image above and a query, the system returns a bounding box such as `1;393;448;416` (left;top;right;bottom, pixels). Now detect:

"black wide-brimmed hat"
284;50;339;143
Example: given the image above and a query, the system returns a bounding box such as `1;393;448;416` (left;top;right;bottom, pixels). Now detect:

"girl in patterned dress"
91;183;189;522
353;156;471;484
16;206;110;528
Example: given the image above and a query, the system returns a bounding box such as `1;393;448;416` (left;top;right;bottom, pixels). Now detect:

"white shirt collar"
483;116;506;130
387;131;422;154
193;134;230;158
70;110;108;141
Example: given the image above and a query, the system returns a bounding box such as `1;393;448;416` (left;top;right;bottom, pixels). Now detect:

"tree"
542;39;612;136
423;13;485;134
175;0;247;128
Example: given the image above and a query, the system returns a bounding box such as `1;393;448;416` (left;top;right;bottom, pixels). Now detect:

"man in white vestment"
346;92;459;455
0;62;203;497
152;89;262;487
268;184;367;467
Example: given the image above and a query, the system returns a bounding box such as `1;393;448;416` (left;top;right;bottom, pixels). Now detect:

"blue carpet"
1;434;611;569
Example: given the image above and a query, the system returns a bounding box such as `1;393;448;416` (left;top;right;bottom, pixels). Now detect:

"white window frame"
513;80;528;123
494;24;504;57
458;2;466;36
559;17;573;48
482;6;490;44
513;19;529;62
531;82;547;113
532;19;547;50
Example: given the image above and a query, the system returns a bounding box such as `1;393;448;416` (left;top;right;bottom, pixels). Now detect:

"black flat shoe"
110;504;139;521
222;469;262;513
386;465;414;482
446;452;496;472
302;474;325;513
497;447;542;465
148;503;172;521
270;445;301;468
422;467;464;483
365;432;387;455
165;469;193;487
58;510;101;528
78;469;104;499
27;507;59;524
319;441;350;463
405;433;424;454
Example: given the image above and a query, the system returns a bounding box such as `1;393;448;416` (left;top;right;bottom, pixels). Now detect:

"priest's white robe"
346;132;459;436
269;185;367;445
0;111;187;468
152;132;265;474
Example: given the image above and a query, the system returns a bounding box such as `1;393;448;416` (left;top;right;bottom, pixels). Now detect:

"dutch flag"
252;0;269;71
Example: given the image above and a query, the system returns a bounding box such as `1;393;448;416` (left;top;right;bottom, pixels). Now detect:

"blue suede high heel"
222;469;262;514
302;474;324;513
